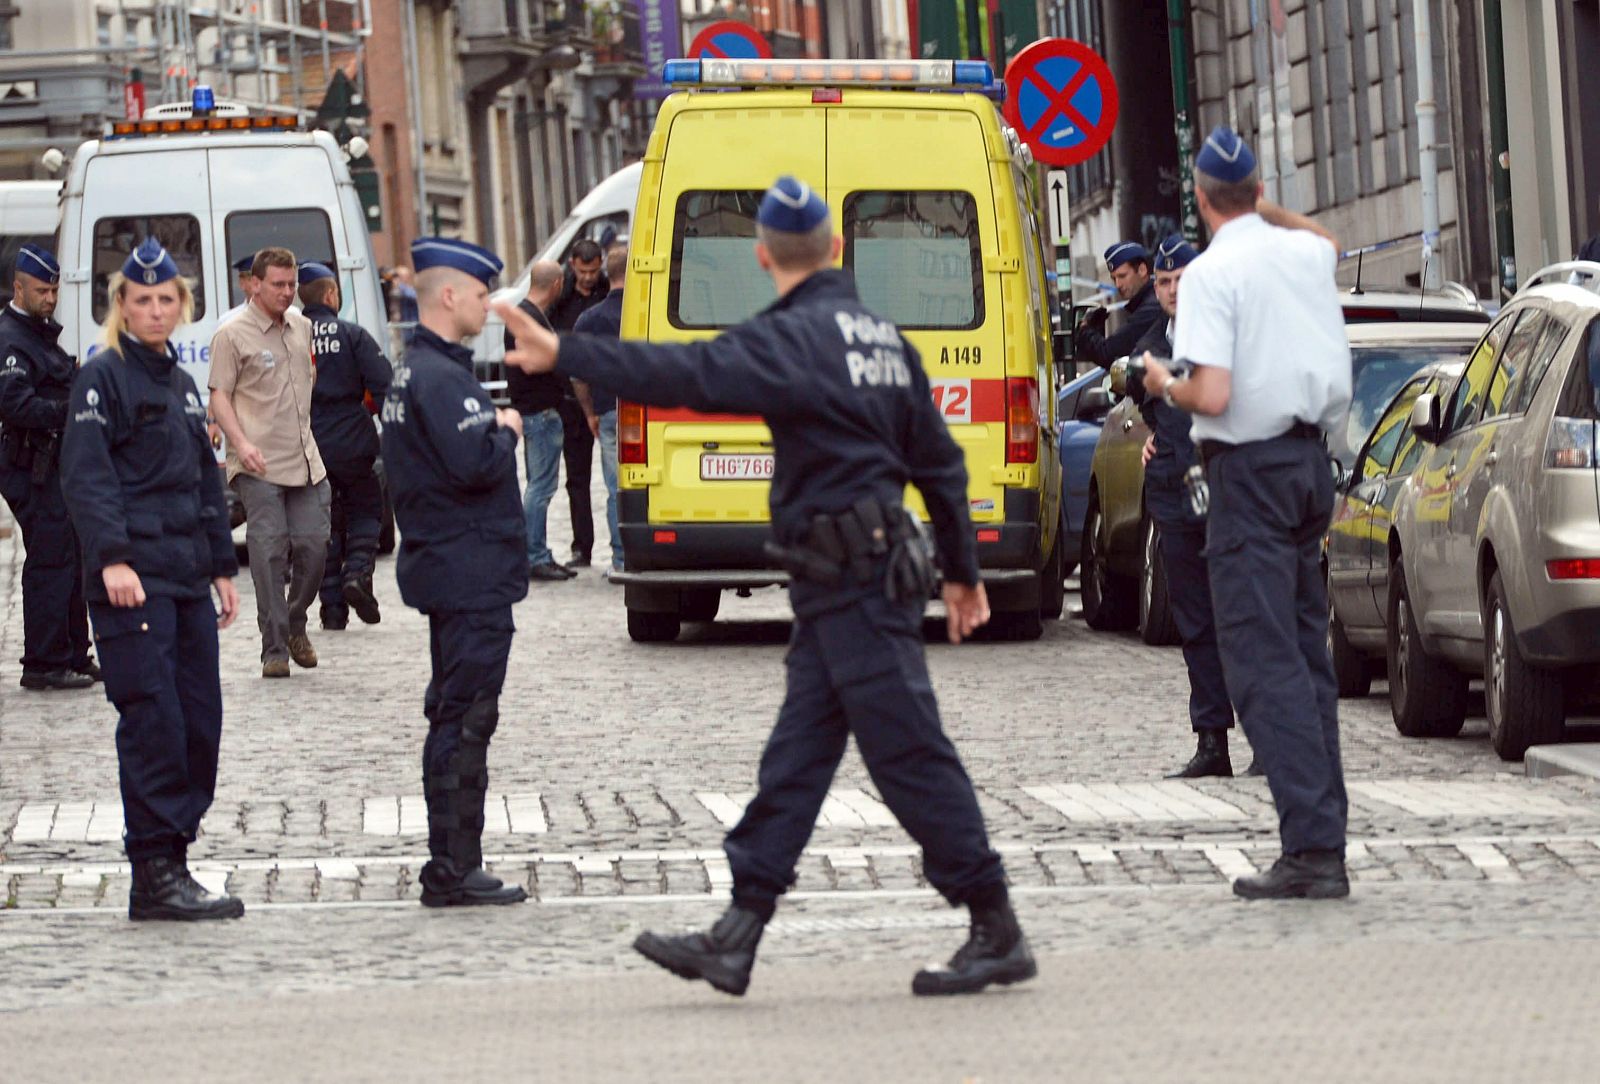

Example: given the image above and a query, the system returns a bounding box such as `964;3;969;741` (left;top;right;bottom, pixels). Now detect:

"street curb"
1525;744;1600;780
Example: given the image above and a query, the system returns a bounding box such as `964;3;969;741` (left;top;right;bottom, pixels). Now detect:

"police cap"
233;253;257;275
1196;125;1257;183
410;236;503;286
1153;234;1199;272
123;238;180;287
1103;241;1149;272
297;261;335;285
15;243;59;284
757;176;829;234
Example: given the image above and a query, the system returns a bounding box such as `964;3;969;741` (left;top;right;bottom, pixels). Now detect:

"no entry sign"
1003;38;1119;168
686;20;773;61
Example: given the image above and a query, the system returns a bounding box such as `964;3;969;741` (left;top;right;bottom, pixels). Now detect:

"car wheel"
1484;570;1565;761
627;608;681;643
1080;494;1136;631
1327;566;1373;698
1138;519;1179;646
1386;556;1467;738
680;589;721;624
1039;517;1066;622
988;606;1044;641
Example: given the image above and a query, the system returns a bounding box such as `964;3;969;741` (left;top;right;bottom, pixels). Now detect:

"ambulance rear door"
824;98;1005;526
642;96;825;526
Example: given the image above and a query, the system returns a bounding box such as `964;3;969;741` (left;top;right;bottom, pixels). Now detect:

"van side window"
668;190;775;330
92;215;206;322
225;209;338;309
842;191;983;330
566;212;628;259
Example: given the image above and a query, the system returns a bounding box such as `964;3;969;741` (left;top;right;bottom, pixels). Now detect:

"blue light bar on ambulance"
663;58;994;89
192;84;216;116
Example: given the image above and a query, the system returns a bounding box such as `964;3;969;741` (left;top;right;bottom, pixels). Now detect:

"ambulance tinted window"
91;215;205;322
225;209;337;308
843;191;982;330
669;190;775;329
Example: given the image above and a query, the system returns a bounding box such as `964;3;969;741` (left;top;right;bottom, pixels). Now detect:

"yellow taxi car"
610;58;1064;642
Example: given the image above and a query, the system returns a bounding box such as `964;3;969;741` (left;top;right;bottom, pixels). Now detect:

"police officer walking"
1129;235;1238;778
380;237;528;908
499;177;1035;997
60;238;246;921
297;262;392;629
0;244;96;690
1078;241;1162;366
1142;128;1352;900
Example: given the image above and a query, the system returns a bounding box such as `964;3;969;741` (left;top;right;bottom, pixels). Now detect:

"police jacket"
0;305;74;443
380;325;528;614
558;269;980;611
302;304;391;465
1129;316;1204;526
502;299;564;415
59;334;239;604
1080;279;1161;366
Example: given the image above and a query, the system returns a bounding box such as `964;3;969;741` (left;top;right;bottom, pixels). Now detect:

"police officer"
1143;127;1352;900
1078;240;1162;365
499;177;1034;998
60;238;246;921
1128;235;1238;779
380;237;528;908
219;253;257;325
0;244;96;690
298;262;392;629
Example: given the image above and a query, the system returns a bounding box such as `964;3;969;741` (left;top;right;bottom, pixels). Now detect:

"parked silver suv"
1387;262;1600;759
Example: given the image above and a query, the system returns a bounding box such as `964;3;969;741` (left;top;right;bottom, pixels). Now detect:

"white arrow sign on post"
1046;169;1070;248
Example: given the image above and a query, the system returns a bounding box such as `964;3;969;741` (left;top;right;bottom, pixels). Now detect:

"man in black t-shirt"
505;260;573;581
545;239;609;567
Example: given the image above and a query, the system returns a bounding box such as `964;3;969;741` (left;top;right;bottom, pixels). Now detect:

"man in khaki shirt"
208;247;330;678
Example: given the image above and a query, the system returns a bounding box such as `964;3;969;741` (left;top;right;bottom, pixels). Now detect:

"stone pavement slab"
1526;743;1600;780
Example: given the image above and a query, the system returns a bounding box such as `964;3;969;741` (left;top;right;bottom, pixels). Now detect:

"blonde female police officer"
60;238;246;921
380;237;528;909
498;176;1035;998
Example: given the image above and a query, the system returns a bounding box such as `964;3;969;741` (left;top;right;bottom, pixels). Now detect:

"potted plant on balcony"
588;0;626;62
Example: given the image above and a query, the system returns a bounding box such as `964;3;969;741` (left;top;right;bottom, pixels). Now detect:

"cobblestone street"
5;482;1600;1081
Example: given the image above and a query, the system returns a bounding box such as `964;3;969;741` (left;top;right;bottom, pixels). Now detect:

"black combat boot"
633;905;766;997
320;603;348;631
913;888;1037;996
129;856;245;921
419;699;526;908
1232;849;1349;900
20;668;94;691
342;575;381;625
1167;729;1232;778
1241;758;1266;777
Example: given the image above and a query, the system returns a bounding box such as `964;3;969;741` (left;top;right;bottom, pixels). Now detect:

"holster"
28;430;60;486
773;500;940;603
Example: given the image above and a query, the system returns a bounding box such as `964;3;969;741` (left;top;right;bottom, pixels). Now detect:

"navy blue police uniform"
380;237;528;907
1173;128;1353;898
0;244;94;687
1079;241;1162;366
1129;237;1234;774
59;238;245;919
297;262;392;627
544;177;1031;997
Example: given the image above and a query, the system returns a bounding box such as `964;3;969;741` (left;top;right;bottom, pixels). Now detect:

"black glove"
1083;306;1110;329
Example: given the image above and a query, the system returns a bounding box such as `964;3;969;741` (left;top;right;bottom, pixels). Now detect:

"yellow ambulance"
612;58;1063;641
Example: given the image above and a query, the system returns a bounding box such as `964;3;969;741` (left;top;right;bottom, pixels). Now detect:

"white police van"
54;87;391;546
55;87;387;387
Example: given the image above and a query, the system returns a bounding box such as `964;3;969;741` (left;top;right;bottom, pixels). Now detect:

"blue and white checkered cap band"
1195;124;1257;184
410;237;504;285
15;243;58;283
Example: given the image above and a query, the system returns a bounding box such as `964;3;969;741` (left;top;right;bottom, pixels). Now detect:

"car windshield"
1340;345;1474;465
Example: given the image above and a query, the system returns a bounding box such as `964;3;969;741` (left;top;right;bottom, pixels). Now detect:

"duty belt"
1199;420;1324;466
763;497;941;604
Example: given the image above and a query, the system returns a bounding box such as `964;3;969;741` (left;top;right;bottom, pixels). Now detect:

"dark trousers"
723;592;1005;918
1155;517;1234;732
92;594;222;862
558;397;594;560
2;469;89;673
318;457;384;612
422;607;514;862
1206;436;1346;853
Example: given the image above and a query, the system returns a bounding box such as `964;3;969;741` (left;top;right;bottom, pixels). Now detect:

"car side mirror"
1107;357;1128;397
1075;386;1112;420
1410;393;1443;443
1331;457;1352;492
